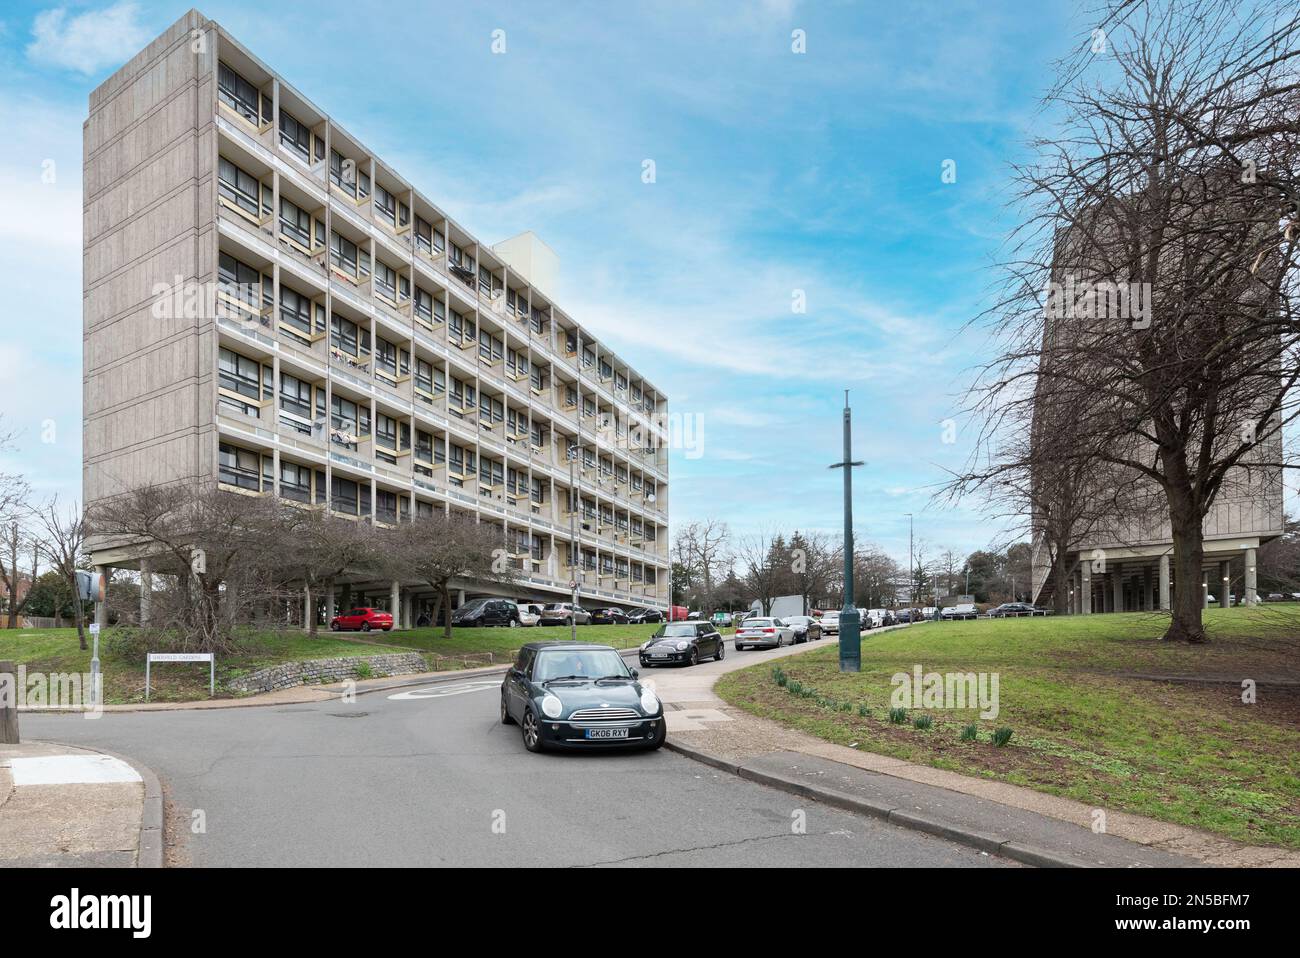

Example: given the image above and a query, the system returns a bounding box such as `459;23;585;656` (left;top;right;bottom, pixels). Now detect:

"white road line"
387;680;501;701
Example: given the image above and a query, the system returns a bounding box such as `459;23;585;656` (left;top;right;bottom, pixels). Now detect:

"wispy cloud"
27;2;151;75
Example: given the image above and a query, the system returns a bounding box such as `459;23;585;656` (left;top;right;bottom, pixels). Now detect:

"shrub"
960;723;979;741
857;704;871;718
913;714;933;730
992;727;1014;747
772;666;788;687
888;706;908;724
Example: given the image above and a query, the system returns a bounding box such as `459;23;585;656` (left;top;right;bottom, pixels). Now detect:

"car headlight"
675;641;688;651
640;690;660;714
541;694;563;719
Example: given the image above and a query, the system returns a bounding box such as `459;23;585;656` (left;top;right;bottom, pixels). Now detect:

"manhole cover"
327;712;369;718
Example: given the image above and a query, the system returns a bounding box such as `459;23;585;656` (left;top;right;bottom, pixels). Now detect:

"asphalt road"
23;634;1006;867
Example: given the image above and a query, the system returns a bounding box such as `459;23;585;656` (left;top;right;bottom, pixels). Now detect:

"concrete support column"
327;586;336;622
139;558;153;626
94;565;108;630
1220;560;1231;608
457;588;466;608
1203;571;1210;609
1143;567;1153;612
390;581;401;630
402;592;412;630
303;585;312;629
1245;548;1258;606
1159;554;1171;610
1111;564;1123;613
1080;560;1092;614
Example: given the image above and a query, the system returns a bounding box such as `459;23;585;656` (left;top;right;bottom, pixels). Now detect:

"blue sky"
0;0;1086;566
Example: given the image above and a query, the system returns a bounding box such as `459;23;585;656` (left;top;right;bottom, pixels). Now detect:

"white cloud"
27;2;151;75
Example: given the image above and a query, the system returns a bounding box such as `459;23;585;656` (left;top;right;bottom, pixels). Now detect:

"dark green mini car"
500;642;666;752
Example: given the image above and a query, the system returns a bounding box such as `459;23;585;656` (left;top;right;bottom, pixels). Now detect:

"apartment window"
530;306;546;334
376;490;399;523
331;394;368;448
631;474;643;492
414;287;441;326
330;475;360;515
279;287;323;341
329;231;359;277
582;397;596;418
530;423;546;450
414;358;434;396
219;442;269;491
374;262;398;302
218;157;265;217
218;253;271;313
506;408;525;437
531;476;545;505
506;349;529;378
583;347;596;369
279;111;313;162
530;365;546;392
218;63;262;125
374;185;397;226
279;197;315;249
599;359;613;380
449;444;475;478
478;457;503;488
330;314;370;358
376;414;400;460
478;330;503;363
280;461;313;502
218;347;269;417
479;393;504;426
330;150;358;196
415;429;434;464
278;372;319;433
414;217;434;253
449;309;474;342
449;377;475;413
615;372;628;392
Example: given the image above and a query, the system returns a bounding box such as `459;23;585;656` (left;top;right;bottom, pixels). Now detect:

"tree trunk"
441;584;453;640
1165;491;1207;643
427;588;444;637
73;599;87;652
1050;542;1071;615
307;580;320;638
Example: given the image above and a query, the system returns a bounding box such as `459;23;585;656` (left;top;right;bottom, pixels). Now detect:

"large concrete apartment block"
84;10;671;617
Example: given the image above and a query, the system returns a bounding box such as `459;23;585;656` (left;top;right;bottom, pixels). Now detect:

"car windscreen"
457;598;489;611
543;604;568;611
741;619;774;628
533;649;628;681
654;624;697;638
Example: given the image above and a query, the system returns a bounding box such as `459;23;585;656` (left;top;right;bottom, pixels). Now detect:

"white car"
942;603;979;620
820;610;840;635
516;602;544;627
921;606;938;619
734;617;797;650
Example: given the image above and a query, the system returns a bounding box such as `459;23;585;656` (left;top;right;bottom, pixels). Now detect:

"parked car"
452;596;522;628
627;607;664;624
862;609;892;628
782;615;823;643
988;602;1041;618
639;621;725;667
921;606;939;620
710;611;733;628
589;607;630;625
516;602;545;627
500;642;665;752
941;603;979;620
733;617;797;650
820;610;841;635
330;607;393;632
538;602;591;626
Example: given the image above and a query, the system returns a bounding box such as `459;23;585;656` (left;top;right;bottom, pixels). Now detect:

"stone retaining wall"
225;652;429;694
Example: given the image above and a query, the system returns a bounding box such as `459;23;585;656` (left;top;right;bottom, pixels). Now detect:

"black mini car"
627;607;664;624
589;607;630;625
639;621;725;667
500;642;666;752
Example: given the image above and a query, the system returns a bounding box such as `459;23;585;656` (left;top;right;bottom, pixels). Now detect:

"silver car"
538;602;591;626
733;617;797;650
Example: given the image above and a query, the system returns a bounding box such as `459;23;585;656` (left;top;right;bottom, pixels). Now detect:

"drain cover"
327;712;369;718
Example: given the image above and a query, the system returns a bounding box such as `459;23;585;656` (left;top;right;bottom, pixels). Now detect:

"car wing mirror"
629;668;639;679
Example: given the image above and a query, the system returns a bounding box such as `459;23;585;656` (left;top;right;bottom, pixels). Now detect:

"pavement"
0;740;161;867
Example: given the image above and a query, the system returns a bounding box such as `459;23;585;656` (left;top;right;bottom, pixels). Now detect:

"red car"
330;607;393;632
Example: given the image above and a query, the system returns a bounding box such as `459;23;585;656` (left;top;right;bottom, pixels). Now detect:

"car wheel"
522;709;546;753
330;621;339;631
500;695;514;725
565;617;573;627
361;622;372;632
686;647;698;667
509;618;519;628
715;640;725;662
736;644;745;651
644;719;666;751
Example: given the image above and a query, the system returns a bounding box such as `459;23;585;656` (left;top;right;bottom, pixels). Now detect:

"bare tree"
30;498;88;649
787;529;838;614
382;514;518;639
284;509;380;638
735;530;790;615
672;520;731;611
957;0;1300;642
90;485;300;652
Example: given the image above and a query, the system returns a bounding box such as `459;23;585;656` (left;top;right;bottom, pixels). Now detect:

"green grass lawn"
716;606;1300;848
0;627;408;704
0;621;720;703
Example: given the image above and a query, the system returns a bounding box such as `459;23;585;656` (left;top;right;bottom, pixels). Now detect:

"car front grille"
568;707;641;722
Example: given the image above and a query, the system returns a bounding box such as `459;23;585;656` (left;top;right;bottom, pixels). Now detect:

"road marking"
8;755;142;786
388;680;500;701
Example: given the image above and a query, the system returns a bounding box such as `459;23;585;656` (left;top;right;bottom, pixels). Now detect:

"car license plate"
651;652;669;658
585;727;629;739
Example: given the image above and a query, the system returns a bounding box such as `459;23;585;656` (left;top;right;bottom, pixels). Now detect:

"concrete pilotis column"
1159;555;1171;610
327;586;336;621
1202;572;1210;609
457;589;466;608
139;558;152;626
402;592;412;629
1080;561;1092;614
1220;560;1231;608
391;581;401;629
1245;548;1258;606
1143;567;1153;611
1112;564;1123;613
303;585;312;629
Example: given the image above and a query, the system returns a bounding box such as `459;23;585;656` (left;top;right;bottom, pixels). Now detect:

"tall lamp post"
906;512;914;606
829;391;864;672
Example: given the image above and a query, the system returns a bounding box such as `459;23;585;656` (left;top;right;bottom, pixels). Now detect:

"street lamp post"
829;391;864;672
906;512;914;606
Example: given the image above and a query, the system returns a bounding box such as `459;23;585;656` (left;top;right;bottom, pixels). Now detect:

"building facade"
84;10;670;622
